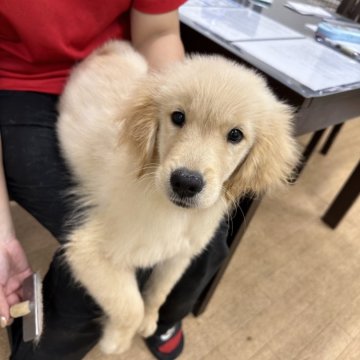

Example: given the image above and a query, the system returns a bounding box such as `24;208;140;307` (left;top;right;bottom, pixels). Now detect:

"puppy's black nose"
170;168;204;198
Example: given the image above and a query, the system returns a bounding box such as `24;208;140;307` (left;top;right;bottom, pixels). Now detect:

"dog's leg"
138;254;191;337
66;232;144;354
98;269;144;355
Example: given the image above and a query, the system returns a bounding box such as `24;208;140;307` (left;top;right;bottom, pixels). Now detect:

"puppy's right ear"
122;78;159;177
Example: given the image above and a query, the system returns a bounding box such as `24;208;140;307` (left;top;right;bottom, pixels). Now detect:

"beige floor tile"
335;294;360;339
216;281;312;360
267;262;360;360
179;317;220;360
84;336;152;360
249;345;279;360
202;348;231;360
336;332;360;360
294;322;351;360
199;282;272;346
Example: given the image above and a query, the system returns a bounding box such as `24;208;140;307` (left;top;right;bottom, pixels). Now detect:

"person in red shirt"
0;1;230;360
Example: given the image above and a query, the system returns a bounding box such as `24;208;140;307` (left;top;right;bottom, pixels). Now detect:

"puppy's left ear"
225;102;300;202
122;77;159;176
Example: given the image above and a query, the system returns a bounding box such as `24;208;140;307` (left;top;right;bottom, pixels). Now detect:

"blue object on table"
317;22;360;43
315;33;360;61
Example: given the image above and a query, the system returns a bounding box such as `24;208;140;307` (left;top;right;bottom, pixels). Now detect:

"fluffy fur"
57;41;299;355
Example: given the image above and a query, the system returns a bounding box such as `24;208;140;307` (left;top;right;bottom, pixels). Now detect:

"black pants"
0;91;229;360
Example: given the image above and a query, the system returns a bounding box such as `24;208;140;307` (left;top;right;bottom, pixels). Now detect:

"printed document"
234;38;360;91
179;7;303;41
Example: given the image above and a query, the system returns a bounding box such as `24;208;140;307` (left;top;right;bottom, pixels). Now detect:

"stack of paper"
285;1;333;17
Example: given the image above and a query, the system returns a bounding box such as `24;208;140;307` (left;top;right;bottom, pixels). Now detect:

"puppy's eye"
171;111;185;127
227;128;244;144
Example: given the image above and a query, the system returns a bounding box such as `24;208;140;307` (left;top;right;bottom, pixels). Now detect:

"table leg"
322;161;360;229
320;123;344;155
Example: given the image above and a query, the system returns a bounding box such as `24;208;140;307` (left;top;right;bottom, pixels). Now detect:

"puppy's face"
125;56;299;209
155;93;256;209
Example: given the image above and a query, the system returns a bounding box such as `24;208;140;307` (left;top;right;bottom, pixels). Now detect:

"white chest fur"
92;177;226;269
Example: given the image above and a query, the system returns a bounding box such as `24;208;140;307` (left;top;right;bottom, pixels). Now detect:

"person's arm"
0;141;15;242
130;8;185;70
0;137;32;327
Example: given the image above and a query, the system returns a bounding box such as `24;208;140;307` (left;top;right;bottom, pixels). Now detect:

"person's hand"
0;237;32;328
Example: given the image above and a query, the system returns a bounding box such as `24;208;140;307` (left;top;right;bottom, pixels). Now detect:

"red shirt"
0;0;186;94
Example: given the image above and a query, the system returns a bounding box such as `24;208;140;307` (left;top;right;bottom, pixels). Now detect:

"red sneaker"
145;322;184;360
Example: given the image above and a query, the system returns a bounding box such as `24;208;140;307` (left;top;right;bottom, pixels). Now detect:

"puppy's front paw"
99;323;133;355
138;311;159;338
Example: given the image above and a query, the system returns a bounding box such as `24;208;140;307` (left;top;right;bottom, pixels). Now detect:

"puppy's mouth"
169;195;197;209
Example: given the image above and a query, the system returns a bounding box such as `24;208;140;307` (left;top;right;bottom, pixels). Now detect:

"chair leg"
320;123;344;155
322;161;360;229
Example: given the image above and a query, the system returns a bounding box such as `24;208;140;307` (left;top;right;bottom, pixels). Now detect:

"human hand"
0;237;32;328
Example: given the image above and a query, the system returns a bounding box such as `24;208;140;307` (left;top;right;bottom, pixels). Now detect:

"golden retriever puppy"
57;41;299;355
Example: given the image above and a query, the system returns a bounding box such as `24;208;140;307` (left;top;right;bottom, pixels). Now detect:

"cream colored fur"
57;41;299;355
